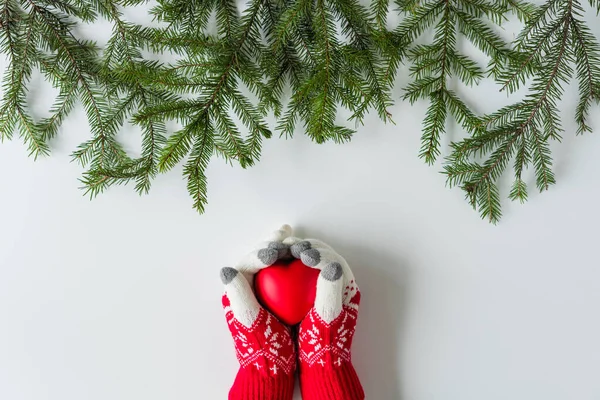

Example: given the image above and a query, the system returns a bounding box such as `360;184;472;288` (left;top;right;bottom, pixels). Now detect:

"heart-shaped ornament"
254;259;320;325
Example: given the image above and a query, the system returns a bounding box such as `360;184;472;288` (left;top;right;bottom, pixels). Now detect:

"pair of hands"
220;225;364;400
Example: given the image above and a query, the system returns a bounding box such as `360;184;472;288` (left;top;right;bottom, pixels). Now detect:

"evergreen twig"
0;0;598;222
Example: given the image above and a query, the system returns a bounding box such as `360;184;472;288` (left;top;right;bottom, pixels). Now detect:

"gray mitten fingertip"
257;248;279;265
300;248;321;266
290;241;311;259
321;262;343;281
268;242;291;259
220;267;238;284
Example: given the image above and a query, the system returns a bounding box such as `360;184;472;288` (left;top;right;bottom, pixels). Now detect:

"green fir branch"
444;0;600;223
0;0;599;221
398;0;513;165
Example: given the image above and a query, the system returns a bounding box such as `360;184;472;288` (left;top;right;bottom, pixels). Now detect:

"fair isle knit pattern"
298;291;360;368
223;296;296;376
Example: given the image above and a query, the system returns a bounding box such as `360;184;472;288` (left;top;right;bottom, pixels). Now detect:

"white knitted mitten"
220;225;298;400
288;238;365;400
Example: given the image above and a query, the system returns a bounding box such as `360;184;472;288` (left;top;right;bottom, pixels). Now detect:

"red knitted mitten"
220;226;297;400
290;239;365;400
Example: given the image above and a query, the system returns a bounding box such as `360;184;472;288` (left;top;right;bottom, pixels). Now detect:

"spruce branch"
1;0;599;222
132;0;272;211
275;0;392;142
83;0;169;196
397;0;514;165
0;1;46;157
29;0;122;168
444;0;600;223
1;0;397;214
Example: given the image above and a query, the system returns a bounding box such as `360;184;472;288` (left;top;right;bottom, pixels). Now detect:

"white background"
1;3;600;400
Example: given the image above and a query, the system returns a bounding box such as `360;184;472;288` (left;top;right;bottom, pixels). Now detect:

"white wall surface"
1;4;600;400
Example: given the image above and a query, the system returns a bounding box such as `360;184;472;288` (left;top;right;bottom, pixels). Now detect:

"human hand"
290;239;365;400
220;225;297;400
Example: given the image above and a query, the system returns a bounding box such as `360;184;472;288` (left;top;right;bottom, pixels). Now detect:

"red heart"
254;259;320;325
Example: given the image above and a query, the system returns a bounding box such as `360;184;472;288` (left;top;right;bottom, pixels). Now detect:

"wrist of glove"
220;226;364;400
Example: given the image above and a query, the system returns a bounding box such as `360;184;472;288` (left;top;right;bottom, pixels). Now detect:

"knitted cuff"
229;368;295;400
299;362;365;400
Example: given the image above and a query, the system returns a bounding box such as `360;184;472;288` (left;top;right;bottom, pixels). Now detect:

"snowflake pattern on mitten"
298;290;361;368
223;294;296;377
